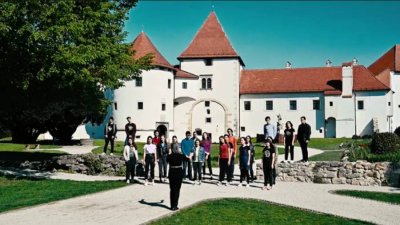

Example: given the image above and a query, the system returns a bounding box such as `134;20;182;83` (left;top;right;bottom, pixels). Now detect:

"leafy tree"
0;0;152;143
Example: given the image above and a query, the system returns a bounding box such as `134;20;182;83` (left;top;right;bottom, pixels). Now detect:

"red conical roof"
178;11;243;65
130;32;173;69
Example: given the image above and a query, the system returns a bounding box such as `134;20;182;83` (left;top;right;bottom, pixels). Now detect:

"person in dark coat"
297;116;311;162
157;135;169;183
103;117;117;155
124;116;136;145
167;135;185;211
262;138;276;190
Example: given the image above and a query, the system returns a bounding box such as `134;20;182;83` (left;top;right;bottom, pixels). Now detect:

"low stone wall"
0;153;145;177
256;161;399;186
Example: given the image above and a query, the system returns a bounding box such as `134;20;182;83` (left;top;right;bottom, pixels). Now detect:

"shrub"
370;133;400;154
395;127;400;137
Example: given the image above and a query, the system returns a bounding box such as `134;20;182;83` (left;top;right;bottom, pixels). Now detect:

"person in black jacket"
167;135;185;211
103;117;117;155
124;116;136;145
157;135;169;183
297;116;311;162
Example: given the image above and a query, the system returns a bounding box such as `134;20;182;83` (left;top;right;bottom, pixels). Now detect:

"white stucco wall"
113;68;174;142
391;72;400;130
239;93;325;138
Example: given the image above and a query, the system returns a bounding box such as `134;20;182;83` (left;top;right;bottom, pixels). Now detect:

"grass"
309;151;343;161
0;138;61;152
295;138;352;150
0;175;127;213
151;198;371;225
334;190;400;205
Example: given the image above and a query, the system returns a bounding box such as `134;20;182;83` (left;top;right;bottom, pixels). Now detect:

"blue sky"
124;1;400;69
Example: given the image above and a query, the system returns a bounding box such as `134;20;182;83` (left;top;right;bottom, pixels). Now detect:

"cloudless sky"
124;1;400;69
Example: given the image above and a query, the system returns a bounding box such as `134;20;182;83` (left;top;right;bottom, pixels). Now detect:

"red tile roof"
178;11;244;65
368;45;400;75
175;68;198;79
375;68;391;88
130;32;173;69
240;65;389;95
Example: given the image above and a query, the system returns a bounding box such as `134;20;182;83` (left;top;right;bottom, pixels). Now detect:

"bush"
370;133;400;154
395;127;400;137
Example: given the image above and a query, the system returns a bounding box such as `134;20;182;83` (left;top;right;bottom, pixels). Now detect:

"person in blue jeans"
181;131;194;180
238;137;251;187
192;139;205;185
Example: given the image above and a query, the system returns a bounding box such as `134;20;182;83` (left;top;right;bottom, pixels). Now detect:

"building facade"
85;11;397;142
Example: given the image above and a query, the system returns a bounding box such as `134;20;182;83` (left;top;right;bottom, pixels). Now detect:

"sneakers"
246;184;250;188
152;181;155;186
217;181;221;186
101;152;106;156
238;183;243;187
144;180;148;186
110;153;114;156
126;180;130;184
198;181;202;185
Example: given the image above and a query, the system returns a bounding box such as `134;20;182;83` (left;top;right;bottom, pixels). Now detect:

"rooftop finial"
211;4;215;12
141;24;144;33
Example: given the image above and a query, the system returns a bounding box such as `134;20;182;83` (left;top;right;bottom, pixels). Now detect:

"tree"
0;0;152;143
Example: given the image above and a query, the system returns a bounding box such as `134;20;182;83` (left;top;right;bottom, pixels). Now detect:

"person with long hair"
227;128;237;182
157;135;169;183
143;136;157;186
283;121;295;163
201;132;213;179
238;137;251;187
224;134;234;183
192;139;205;185
217;136;231;186
246;135;256;182
123;138;138;184
167;135;185;211
262;138;275;190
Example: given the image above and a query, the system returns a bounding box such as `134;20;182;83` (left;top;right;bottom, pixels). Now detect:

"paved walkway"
38;145;98;155
2;145;399;224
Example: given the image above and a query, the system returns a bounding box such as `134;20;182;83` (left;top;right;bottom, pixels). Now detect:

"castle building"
97;11;397;142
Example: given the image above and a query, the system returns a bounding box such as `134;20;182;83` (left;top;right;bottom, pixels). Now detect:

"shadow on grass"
0;151;67;162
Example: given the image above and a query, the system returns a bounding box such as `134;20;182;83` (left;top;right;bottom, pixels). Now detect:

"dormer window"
205;59;213;66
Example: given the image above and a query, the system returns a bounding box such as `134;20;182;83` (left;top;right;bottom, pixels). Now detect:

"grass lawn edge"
331;190;400;205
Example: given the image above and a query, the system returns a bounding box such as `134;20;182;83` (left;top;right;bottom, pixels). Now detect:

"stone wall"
256;161;399;186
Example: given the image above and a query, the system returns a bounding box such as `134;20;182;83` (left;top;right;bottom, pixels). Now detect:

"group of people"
103;115;312;210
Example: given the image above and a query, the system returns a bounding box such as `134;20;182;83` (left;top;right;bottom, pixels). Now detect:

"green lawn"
334;190;400;205
151;198;371;225
0;176;127;213
295;138;352;150
309;150;343;161
0;138;61;152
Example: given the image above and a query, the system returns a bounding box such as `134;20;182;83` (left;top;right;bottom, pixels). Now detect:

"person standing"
262;138;276;190
181;131;194;181
297;116;311;163
167;135;185;211
246;135;256;182
201;132;213;179
283;121;295;163
157;135;169;183
227;128;237;182
238;137;251;187
264;116;277;142
224;134;234;183
143;136;157;186
217;136;231;186
152;130;161;145
103;117;117;156
192;139;205;185
123;138;138;184
124;116;136;145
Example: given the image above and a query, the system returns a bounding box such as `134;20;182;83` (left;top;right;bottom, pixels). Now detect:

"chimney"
352;57;358;65
285;61;292;69
341;61;353;97
325;59;332;67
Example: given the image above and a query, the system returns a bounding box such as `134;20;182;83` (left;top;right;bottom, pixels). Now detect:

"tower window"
114;102;117;110
207;109;210;114
168;79;171;89
205;101;210;107
182;82;187;89
207;78;212;89
206;117;212;123
205;59;213;66
161;103;166;111
329;101;333;107
313;100;320;110
266;101;273;110
244;101;251;111
241;127;246;132
138;102;143;110
135;77;142;87
357;100;364;110
289;100;297;110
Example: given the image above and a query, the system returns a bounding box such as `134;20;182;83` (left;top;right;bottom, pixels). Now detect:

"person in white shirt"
123;138;139;184
143;136;157;186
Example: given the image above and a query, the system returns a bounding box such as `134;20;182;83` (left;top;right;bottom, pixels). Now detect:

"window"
200;75;212;90
289;100;297;110
168;79;171;89
205;59;213;66
205;101;210;107
206;117;212;123
207;78;212;89
182;82;187;89
388;102;391;106
329;101;333;107
161;103;166;111
138;102;143;110
244;101;251;111
266;101;273;110
135;77;142;87
313;100;320;110
241;127;246;132
357;100;364;110
114;102;117;110
174;101;179;106
207;109;210;114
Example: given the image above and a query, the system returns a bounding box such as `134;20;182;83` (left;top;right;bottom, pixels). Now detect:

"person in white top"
143;136;157;186
123;138;139;184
